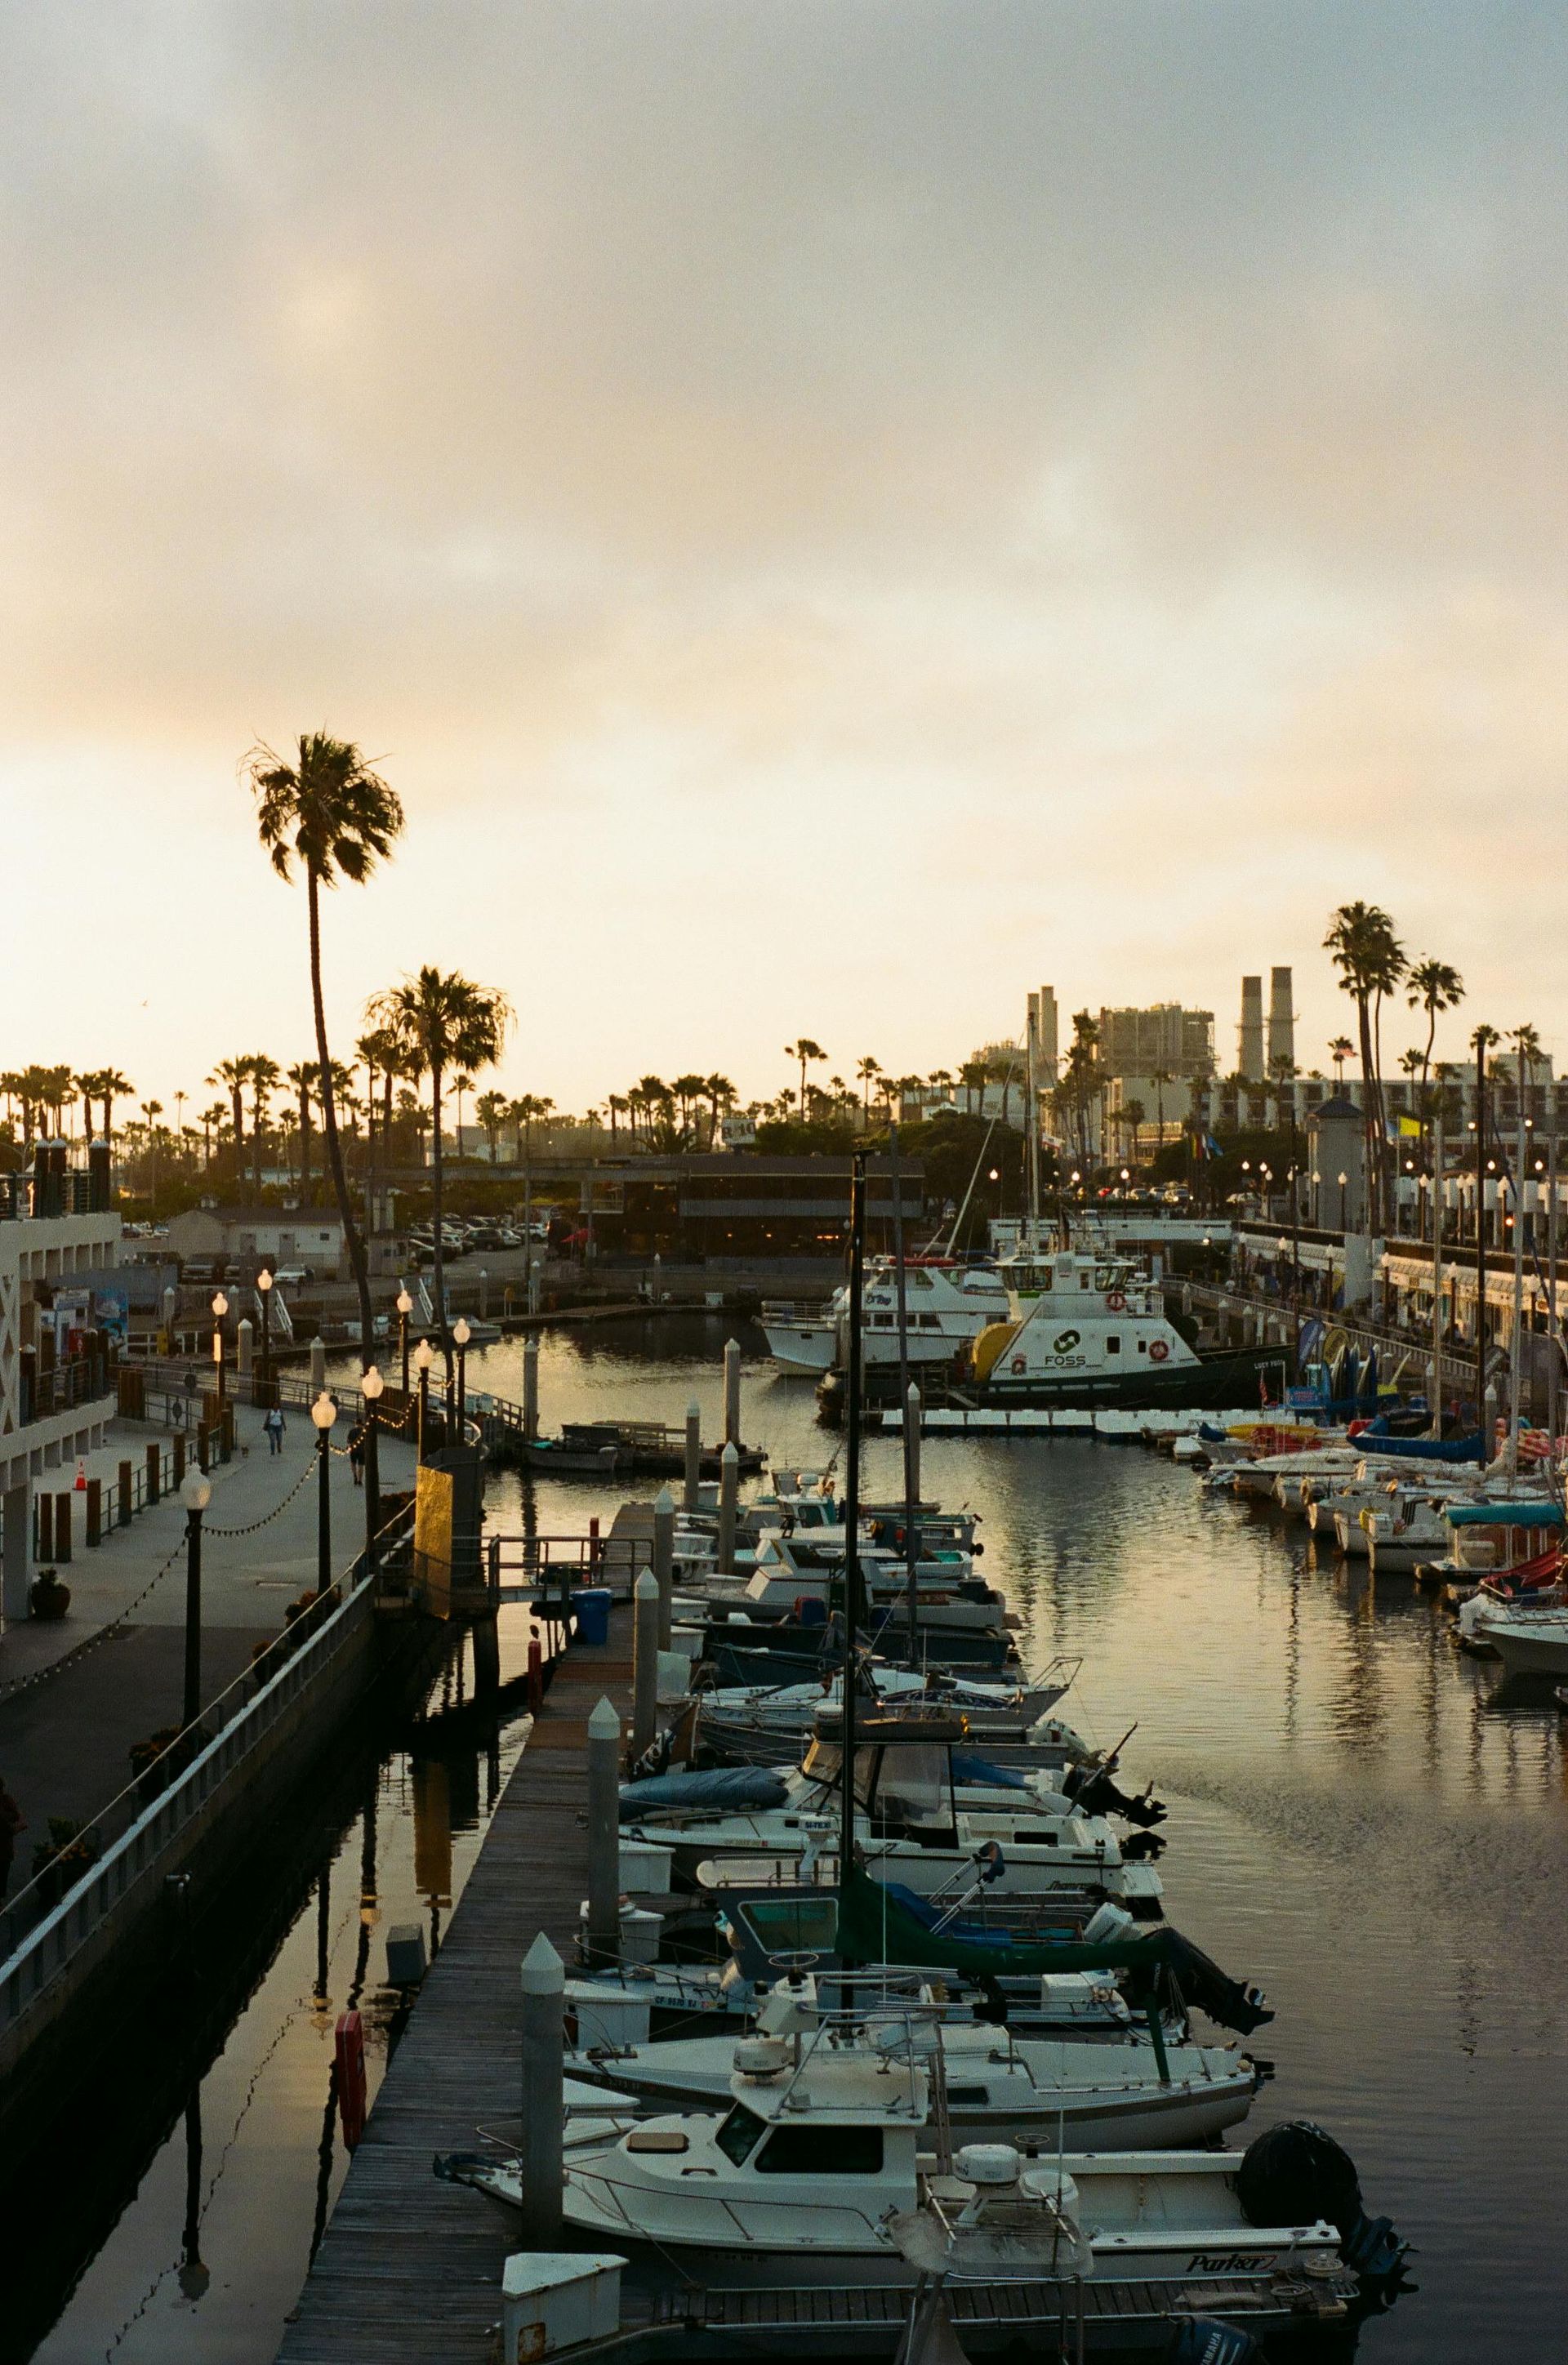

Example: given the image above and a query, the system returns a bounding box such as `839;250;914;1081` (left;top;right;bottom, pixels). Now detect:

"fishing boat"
564;1982;1262;2149
443;2038;1391;2296
761;1259;1012;1377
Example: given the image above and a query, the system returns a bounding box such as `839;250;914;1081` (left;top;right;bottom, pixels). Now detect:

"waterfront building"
578;1152;924;1267
165;1205;349;1279
1;1187;123;1626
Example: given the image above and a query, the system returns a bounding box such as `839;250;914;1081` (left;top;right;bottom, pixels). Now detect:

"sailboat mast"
1027;993;1041;1227
840;1154;866;1934
887;1125;920;1667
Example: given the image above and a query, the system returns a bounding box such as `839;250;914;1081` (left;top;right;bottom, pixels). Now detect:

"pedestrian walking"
0;1776;25;1902
348;1419;367;1487
264;1404;286;1455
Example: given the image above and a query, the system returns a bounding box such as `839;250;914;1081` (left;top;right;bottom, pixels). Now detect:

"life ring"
1107;1290;1127;1312
1148;1338;1169;1363
1009;1356;1027;1374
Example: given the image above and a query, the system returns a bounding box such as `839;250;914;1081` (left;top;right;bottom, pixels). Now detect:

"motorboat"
1477;1604;1568;1678
691;1664;1084;1770
563;1984;1262;2151
761;1259;1013;1377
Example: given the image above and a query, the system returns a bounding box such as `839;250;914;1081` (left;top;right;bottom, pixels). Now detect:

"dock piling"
652;1487;675;1650
310;1338;327;1393
724;1338;741;1448
585;1698;621;1965
906;1381;922;1503
523;1334;539;1444
518;1934;565;2248
718;1441;739;1574
683;1400;701;1512
632;1570;660;1757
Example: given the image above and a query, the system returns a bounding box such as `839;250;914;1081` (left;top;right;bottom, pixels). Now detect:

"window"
917;1312;942;1329
1106;1335;1120;1354
715;2104;768;2165
755;2124;884;2175
946;2084;991;2105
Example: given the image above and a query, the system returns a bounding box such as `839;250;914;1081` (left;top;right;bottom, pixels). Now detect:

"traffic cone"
74;1457;87;1490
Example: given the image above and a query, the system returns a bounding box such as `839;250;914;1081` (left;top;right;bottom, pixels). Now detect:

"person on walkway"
348;1420;367;1487
0;1777;25;1901
264;1404;286;1455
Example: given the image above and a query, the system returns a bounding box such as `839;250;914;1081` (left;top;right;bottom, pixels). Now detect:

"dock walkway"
275;1604;634;2365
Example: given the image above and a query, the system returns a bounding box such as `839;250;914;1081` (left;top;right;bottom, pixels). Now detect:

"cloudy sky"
2;1;1565;1113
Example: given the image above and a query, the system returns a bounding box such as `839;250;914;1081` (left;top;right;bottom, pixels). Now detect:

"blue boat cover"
1445;1500;1565;1529
951;1750;1030;1791
1360;1431;1485;1463
619;1767;788;1815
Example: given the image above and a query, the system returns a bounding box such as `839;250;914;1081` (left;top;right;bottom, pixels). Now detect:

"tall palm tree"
704;1074;736;1148
1329;1036;1354;1087
200;1102;224;1166
247;1053;281;1191
1148;1067;1173;1148
369;967;511;1365
856;1057;882;1125
1325;902;1405;1230
247;732;406;1365
1513;1022;1544;1128
286;1062;318;1201
208;1058;248;1168
452;1073;473;1157
1405;958;1464;1094
785;1040;826;1117
75;1071;104;1142
475;1089;509;1162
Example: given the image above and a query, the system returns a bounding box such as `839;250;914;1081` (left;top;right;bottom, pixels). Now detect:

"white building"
2;1202;123;1625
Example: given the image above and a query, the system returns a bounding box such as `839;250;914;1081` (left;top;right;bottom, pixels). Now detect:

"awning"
1445;1500;1566;1530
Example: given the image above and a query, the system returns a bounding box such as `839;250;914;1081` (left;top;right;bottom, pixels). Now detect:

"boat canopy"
1444;1500;1566;1530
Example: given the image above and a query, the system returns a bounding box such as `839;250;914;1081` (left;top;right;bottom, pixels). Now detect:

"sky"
3;1;1566;1116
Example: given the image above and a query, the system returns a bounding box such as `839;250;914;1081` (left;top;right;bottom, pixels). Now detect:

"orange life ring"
1009;1356;1027;1374
1107;1291;1127;1312
1148;1338;1169;1363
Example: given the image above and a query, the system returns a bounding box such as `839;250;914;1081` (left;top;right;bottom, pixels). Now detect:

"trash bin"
573;1586;613;1646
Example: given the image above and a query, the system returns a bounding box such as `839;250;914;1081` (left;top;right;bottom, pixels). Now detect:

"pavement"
0;1404;418;1900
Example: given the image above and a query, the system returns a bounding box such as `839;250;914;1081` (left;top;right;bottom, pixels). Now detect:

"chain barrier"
203;1454;319;1538
0;1526;191;1704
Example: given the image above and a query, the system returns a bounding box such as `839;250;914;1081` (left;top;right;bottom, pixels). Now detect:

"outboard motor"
1063;1761;1168;1828
1237;2120;1407;2282
1165;2323;1261;2365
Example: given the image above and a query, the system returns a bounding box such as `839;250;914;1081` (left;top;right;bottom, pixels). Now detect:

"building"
577;1154;924;1266
1097;1004;1214;1080
2;1193;124;1624
1305;1094;1369;1231
1267;968;1294;1076
1238;977;1265;1081
165;1206;349;1278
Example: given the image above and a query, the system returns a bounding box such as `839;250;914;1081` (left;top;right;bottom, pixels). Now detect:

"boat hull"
1488;1622;1568;1677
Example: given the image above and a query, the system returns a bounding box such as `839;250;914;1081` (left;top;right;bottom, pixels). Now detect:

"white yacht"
760;1258;1011;1377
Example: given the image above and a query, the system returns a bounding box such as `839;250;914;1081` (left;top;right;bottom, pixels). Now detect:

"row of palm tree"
0;1065;136;1148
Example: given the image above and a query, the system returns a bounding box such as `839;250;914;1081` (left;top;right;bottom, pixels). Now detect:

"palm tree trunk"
308;867;375;1371
1356;995;1379;1231
430;1058;451;1388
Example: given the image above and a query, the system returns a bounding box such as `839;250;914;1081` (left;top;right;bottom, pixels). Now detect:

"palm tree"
703;1074;736;1147
247;1053;281;1191
75;1071;104;1142
369;967;511;1363
1325;902;1405;1230
200;1102;224;1166
1329;1036;1354;1087
475;1089;509;1162
209;1058;249;1168
247;731;406;1365
1405;959;1464;1094
856;1057;882;1125
1148;1067;1173;1148
785;1040;826;1117
452;1073;473;1158
286;1062;318;1201
1513;1022;1544;1128
140;1099;163;1214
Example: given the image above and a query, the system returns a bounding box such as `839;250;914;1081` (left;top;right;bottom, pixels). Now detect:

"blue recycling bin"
572;1586;613;1646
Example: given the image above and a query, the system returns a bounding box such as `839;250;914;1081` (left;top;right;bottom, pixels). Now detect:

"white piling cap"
520;1931;565;1995
653;1486;675;1515
687;1399;701;1419
907;1380;921;1404
588;1696;621;1740
635;1569;659;1600
725;1337;740;1353
721;1441;739;1464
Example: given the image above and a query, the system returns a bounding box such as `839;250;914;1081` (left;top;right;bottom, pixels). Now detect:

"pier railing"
0;1506;416;2033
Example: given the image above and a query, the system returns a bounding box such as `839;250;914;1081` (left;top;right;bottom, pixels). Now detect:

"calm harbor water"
24;1312;1567;2361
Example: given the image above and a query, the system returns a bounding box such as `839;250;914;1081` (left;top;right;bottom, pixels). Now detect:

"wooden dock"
274;1604;634;2365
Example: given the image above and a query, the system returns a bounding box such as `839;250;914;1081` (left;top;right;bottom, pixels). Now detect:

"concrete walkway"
0;1405;418;1899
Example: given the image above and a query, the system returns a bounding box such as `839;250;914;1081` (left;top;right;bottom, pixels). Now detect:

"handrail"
0;1505;415;2015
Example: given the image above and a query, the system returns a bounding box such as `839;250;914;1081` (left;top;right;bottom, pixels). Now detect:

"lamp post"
397;1285;412;1398
256;1267;274;1401
311;1391;336;1594
212;1290;228;1422
361;1365;383;1578
453;1316;470;1434
180;1463;212;1729
415;1336;434;1460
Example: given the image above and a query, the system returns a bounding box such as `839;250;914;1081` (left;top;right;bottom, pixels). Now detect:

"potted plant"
29;1569;70;1620
31;1816;101;1907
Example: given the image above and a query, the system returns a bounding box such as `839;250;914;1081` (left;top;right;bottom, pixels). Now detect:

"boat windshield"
715;2103;768;2165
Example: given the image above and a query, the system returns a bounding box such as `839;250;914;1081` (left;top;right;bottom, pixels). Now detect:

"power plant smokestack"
1268;967;1294;1075
1239;977;1265;1083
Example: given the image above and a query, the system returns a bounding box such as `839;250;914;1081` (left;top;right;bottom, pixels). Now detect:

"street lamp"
1338;1170;1348;1231
361;1365;383;1577
396;1285;413;1396
212;1290;229;1428
180;1464;212;1728
256;1267;274;1401
452;1316;471;1433
310;1391;336;1594
415;1335;434;1459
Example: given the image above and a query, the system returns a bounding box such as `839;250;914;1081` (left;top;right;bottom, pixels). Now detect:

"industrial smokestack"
1239;977;1264;1083
1268;968;1294;1075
